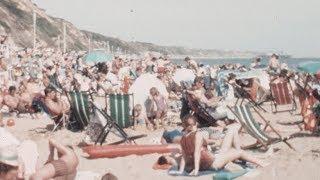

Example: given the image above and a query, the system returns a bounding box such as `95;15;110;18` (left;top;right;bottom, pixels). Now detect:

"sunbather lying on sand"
178;115;267;176
30;139;79;180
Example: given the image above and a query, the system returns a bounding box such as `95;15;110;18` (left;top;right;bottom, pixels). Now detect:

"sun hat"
0;145;19;167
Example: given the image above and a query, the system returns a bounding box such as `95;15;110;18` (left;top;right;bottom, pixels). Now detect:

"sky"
32;0;320;57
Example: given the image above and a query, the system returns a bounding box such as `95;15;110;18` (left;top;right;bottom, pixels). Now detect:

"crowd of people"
1;34;320;179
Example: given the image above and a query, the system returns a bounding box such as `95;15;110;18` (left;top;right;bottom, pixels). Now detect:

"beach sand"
3;103;320;180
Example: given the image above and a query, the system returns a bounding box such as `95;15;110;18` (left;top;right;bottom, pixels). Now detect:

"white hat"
0;145;19;167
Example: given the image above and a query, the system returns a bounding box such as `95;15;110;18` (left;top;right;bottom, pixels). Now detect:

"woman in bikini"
179;115;267;176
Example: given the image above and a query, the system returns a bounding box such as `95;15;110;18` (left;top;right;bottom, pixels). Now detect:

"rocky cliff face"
0;0;266;57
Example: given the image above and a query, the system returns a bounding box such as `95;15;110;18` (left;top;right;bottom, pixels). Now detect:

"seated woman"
179;115;267;176
187;78;234;127
30;138;79;180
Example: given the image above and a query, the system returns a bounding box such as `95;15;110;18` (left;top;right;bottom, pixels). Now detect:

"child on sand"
133;104;152;130
149;87;168;129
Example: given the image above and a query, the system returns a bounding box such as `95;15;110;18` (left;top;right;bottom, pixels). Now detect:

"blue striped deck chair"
227;104;294;150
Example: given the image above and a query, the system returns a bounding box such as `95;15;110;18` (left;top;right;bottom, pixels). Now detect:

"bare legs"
212;123;266;169
220;123;241;152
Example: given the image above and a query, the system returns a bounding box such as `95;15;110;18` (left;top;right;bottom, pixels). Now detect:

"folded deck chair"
68;91;91;131
230;83;267;112
270;81;297;113
227;104;294;150
186;93;217;127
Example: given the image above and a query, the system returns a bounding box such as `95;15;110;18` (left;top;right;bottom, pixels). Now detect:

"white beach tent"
129;73;168;108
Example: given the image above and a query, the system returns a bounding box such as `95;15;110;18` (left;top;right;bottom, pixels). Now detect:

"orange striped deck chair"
270;81;297;113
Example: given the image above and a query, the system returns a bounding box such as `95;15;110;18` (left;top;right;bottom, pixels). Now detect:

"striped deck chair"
227;104;294;150
270;81;297;113
93;103;146;145
69;91;91;130
107;94;132;128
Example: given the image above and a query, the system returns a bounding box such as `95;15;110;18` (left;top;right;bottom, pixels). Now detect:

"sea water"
172;58;319;69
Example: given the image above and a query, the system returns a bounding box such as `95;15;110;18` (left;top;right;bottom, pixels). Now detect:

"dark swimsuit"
162;130;183;143
180;131;214;172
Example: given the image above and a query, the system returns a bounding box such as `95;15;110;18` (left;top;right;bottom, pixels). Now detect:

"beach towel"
168;169;248;179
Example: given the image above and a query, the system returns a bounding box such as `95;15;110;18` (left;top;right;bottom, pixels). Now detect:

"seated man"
3;86;20;112
43;87;70;123
30;139;79;180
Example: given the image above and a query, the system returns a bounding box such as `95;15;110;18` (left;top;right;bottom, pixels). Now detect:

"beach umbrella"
129;73;168;108
84;50;113;63
297;61;320;74
172;68;195;85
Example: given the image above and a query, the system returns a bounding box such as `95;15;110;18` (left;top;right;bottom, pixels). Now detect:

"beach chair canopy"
297;61;320;74
84;50;113;63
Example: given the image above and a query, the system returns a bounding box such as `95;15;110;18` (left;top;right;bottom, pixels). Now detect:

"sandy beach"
2;103;320;180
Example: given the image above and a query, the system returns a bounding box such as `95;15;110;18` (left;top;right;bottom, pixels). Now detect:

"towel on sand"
168;169;248;179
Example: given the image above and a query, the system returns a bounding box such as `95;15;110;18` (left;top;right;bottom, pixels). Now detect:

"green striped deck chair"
69;91;91;130
108;94;132;128
227;104;294;150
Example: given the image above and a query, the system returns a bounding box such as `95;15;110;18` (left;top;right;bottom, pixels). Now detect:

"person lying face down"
30;139;79;180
